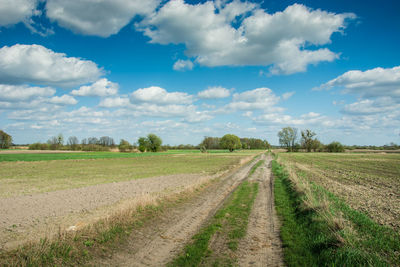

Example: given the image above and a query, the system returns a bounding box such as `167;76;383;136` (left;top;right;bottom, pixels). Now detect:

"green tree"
326;141;345;152
119;139;132;152
137;137;148;152
220;134;241;152
0;130;12;149
146;133;162;152
278;127;298;152
301;129;316;152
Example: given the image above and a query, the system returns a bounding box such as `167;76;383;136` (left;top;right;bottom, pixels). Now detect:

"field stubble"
278;153;400;230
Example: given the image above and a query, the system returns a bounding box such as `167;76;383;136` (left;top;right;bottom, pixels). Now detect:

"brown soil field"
278;153;400;230
0;173;218;250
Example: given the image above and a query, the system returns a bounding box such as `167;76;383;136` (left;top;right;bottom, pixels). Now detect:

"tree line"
278;126;345;152
199;136;270;151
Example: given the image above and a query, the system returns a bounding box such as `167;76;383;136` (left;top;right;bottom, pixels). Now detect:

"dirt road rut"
96;156;261;266
237;155;284;266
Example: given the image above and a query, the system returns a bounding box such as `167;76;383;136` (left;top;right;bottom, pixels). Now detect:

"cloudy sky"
0;0;399;146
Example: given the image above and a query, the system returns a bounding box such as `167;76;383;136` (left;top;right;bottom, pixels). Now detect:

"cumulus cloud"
46;0;161;37
0;0;38;26
137;1;355;74
130;86;193;105
99;97;130;108
226;87;281;111
0;84;55;102
319;66;400;99
282;91;295;100
342;97;399;115
71;78;119;97
173;59;194;71
0;44;102;87
255;111;327;126
197;86;230;99
48;94;77;105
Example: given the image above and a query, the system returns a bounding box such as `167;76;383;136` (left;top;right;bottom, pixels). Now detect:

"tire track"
95;156;262;267
237;155;284;267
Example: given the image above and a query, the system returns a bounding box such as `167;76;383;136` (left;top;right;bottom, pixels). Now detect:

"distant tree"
326;141;345;152
81;138;88;145
0;130;12;149
147;134;162;152
137;137;148;152
200;136;221;149
57;133;64;146
278;127;298;152
99;136;115;147
220;134;241;152
301;129;316;152
67;136;79;150
311;139;323;152
88;137;98;145
119;139;132;152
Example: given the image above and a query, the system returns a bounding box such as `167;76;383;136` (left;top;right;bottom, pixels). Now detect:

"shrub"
326;141;345;152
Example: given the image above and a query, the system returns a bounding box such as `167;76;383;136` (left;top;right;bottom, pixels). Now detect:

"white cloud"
0;44;102;87
130;86;193;105
137;1;354;74
71;78;119;97
342;97;399;115
46;0;161;37
0;84;55;102
255;112;326;126
319;66;400;99
173;59;194;71
282;91;295;100
48;94;77;105
99;97;130;108
197;86;230;99
0;0;38;26
226;87;281;111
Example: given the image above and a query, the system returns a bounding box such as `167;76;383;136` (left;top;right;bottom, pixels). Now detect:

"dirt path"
94;156;261;266
237;155;284;266
0;173;218;250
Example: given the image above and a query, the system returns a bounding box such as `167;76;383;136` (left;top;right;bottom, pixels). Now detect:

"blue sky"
0;0;399;146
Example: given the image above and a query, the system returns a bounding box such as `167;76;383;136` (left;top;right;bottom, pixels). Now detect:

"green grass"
169;181;258;267
0;153;257;198
0;149;263;162
249;159;265;176
272;159;400;266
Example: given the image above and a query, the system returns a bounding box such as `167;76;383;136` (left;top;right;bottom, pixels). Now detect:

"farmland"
274;152;400;266
0;150;265;266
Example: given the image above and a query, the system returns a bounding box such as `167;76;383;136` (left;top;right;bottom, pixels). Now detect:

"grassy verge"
169;181;258;267
272;159;400;266
0;181;214;267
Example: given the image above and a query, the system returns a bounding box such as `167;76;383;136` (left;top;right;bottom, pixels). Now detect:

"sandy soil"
237;155;284;266
93;155;261;266
0;173;218;250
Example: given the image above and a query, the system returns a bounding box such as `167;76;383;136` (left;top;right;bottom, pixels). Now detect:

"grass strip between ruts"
168;181;259;266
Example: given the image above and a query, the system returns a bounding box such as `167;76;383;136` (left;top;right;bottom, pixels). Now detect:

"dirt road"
95;156;261;266
237;156;284;266
95;154;284;266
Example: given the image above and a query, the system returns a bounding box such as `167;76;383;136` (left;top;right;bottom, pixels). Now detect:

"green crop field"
0;149;263;162
0;151;260;198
